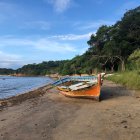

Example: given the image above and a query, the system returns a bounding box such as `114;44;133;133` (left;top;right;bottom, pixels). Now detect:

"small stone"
136;96;140;98
1;119;6;121
121;120;127;124
127;114;131;118
124;126;127;128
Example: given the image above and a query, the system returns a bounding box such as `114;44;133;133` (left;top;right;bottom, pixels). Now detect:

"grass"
106;71;140;90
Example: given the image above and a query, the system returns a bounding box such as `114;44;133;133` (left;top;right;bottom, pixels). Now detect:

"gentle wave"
0;76;53;99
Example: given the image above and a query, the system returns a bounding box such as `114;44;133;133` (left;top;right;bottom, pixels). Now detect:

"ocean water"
0;76;53;99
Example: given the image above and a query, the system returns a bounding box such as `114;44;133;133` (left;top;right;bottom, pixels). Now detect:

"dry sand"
0;80;140;140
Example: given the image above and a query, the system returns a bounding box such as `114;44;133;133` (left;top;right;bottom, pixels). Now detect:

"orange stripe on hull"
59;84;100;101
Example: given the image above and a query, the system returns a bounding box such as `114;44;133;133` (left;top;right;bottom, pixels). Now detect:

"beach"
0;80;140;140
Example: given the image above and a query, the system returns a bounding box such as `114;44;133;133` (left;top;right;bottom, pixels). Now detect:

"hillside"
0;6;140;76
0;68;15;75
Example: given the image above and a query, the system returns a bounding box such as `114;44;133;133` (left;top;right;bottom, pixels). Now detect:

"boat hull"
58;74;101;101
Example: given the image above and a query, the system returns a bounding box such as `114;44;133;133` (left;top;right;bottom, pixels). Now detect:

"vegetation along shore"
0;6;140;90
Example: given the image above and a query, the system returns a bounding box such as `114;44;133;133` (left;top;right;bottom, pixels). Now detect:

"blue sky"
0;0;139;69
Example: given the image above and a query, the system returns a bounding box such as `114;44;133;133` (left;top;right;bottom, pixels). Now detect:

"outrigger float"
52;74;102;101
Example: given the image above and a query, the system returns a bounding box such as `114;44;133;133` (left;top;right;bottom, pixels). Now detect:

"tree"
87;6;140;72
128;49;140;70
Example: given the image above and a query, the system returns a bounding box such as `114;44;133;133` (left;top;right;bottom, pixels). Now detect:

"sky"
0;0;139;69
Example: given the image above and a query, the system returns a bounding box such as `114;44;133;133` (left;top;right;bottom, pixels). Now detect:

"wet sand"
0;80;140;140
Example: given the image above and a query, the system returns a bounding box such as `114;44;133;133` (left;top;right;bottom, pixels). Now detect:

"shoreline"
0;80;140;140
0;75;56;109
0;83;53;110
0;80;139;110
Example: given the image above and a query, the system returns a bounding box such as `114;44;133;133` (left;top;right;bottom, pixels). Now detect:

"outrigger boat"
52;74;102;101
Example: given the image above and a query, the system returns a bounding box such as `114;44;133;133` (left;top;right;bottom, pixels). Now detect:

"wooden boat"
52;74;102;101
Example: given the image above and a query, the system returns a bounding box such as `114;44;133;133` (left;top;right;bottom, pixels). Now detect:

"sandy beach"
0;80;140;140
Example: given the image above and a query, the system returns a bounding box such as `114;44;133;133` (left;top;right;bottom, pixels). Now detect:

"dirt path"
0;80;140;140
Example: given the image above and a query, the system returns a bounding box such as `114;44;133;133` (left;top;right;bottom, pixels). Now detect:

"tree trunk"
121;60;125;71
111;65;114;72
105;68;107;73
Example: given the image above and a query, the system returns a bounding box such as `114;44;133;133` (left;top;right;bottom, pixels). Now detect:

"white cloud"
48;33;92;40
34;38;77;53
45;0;72;13
22;21;51;30
0;51;21;60
0;33;91;51
0;33;91;68
0;36;78;53
0;51;22;68
76;20;115;30
0;37;34;47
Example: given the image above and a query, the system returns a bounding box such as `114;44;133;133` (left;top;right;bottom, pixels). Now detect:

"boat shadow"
100;84;132;101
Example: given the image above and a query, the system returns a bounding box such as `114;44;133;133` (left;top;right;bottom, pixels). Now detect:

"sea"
0;76;53;99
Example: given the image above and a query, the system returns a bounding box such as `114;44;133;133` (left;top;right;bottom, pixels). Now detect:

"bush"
106;71;140;90
128;49;140;70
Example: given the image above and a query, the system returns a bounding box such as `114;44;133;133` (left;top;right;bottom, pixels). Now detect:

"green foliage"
87;6;140;71
0;68;15;75
16;61;66;76
106;71;140;90
128;49;140;70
